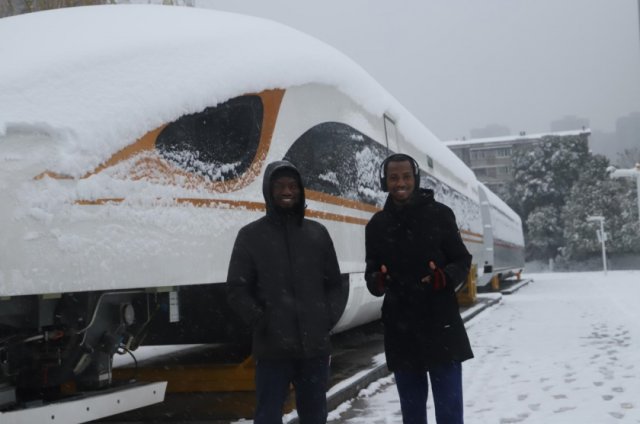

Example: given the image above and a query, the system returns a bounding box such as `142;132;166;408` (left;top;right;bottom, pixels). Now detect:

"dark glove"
421;261;447;291
370;264;391;295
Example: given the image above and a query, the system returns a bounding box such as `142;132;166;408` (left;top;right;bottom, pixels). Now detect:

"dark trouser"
254;356;330;424
394;361;463;424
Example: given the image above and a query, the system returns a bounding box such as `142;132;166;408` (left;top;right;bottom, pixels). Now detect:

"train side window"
421;174;439;191
383;115;399;153
426;155;434;169
155;95;263;181
284;122;388;206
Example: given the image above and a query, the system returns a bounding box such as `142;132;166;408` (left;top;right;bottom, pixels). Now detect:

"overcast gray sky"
198;0;640;142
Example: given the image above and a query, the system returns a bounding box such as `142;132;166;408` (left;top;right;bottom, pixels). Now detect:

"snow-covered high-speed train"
0;5;523;408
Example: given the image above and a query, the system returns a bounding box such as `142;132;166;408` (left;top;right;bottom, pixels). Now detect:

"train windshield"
155;95;263;182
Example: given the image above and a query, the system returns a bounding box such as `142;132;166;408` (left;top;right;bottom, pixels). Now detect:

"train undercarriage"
0;286;234;412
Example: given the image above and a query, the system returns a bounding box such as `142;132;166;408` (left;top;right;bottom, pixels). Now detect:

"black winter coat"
226;161;343;360
365;188;474;372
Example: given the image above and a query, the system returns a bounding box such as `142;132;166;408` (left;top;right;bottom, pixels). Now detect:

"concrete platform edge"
501;278;533;295
283;294;503;423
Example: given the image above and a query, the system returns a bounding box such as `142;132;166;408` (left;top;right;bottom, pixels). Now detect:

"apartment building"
444;129;591;193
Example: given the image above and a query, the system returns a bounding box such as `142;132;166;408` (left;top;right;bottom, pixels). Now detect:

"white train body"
0;4;522;409
477;183;526;284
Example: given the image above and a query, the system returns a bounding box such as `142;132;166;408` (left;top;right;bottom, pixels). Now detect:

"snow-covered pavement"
328;271;640;423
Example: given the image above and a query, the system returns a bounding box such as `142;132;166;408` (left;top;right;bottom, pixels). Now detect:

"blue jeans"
394;361;464;424
254;356;330;424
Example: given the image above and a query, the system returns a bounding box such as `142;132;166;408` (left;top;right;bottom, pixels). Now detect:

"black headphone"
379;153;420;192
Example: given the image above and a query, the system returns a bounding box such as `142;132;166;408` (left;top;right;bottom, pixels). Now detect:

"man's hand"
421;261;446;290
373;264;391;293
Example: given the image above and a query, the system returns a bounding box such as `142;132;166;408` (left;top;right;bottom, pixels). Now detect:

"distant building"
469;123;511;139
589;112;640;161
444;129;591;193
615;111;640;150
550;115;590;132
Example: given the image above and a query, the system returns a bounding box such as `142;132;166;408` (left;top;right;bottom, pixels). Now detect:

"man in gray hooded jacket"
227;160;343;424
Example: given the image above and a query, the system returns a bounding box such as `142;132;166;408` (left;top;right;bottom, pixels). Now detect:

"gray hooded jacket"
226;161;344;359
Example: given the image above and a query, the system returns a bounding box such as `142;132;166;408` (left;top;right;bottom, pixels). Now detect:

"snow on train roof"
0;4;471;180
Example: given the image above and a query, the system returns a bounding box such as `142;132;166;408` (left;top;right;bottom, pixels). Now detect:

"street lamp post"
587;215;607;275
610;163;640;227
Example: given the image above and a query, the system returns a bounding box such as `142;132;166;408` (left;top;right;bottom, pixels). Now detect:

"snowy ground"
327;270;640;424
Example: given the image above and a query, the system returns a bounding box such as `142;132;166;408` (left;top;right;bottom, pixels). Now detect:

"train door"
478;185;495;285
383;114;399;153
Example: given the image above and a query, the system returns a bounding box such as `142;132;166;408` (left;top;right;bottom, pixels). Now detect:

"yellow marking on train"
304;191;486;240
74;197;370;225
306;209;369;225
460;229;483;238
462;237;484;244
76;198;266;211
175;198;266;211
494;240;524;249
113;356;257;393
34;170;73;180
75;199;125;205
89;125;165;176
74;197;485;236
306;189;381;213
459;229;483;244
34;89;285;194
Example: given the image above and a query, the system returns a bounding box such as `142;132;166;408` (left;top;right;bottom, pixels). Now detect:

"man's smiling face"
271;175;301;209
386;160;415;205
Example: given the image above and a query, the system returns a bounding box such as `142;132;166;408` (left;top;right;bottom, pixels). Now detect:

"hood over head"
262;160;306;222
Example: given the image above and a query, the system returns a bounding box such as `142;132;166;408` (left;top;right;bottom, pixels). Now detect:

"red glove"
421;261;447;290
373;264;389;293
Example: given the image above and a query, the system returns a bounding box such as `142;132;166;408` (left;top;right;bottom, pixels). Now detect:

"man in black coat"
227;160;343;424
365;153;473;424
